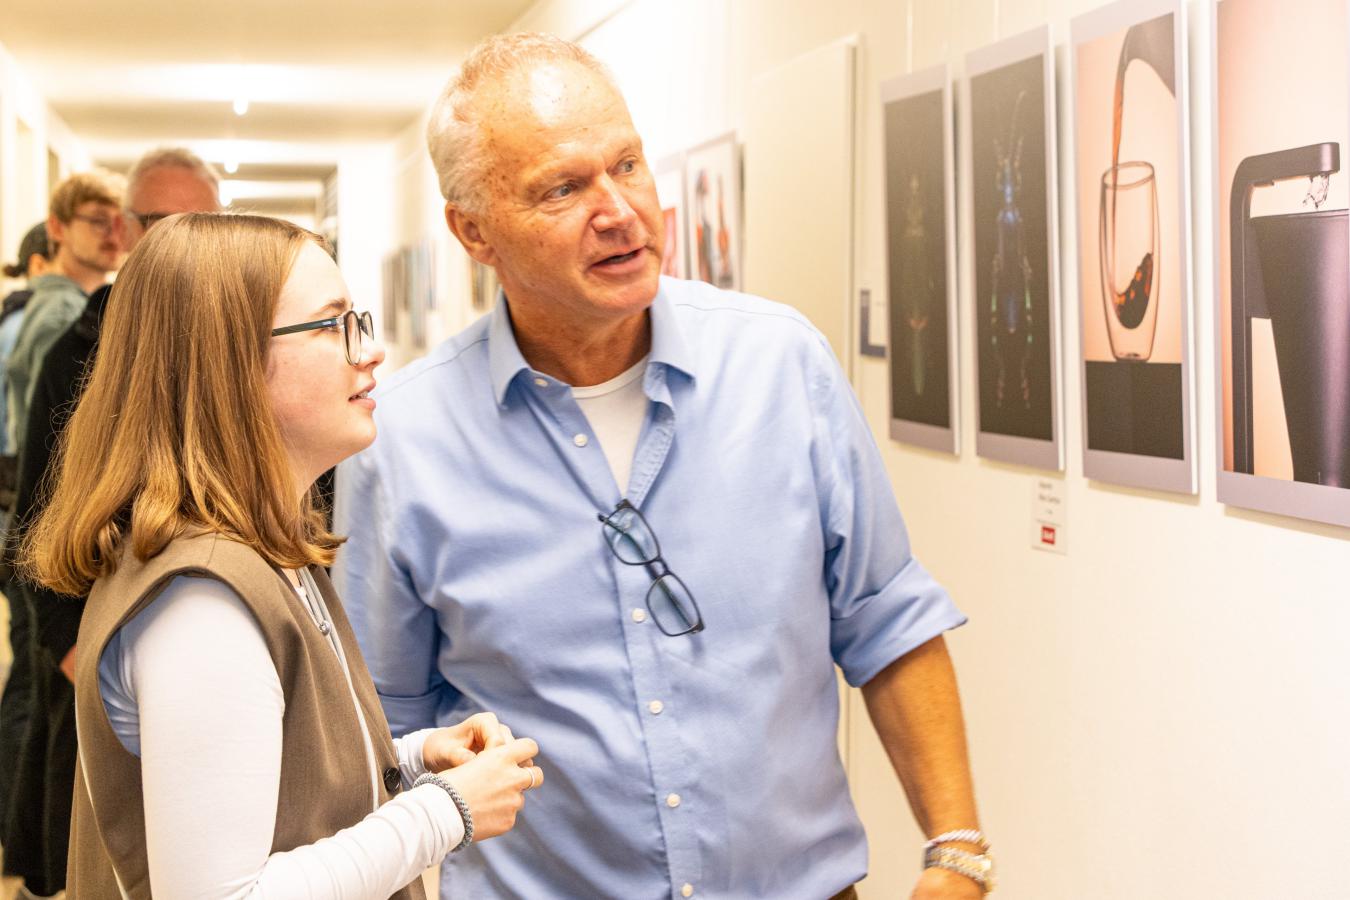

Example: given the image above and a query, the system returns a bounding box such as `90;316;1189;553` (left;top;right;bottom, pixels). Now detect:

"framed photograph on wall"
881;64;960;454
381;251;399;343
406;245;426;351
965;26;1063;470
683;133;742;292
470;260;498;312
1072;0;1195;494
422;239;437;312
1216;0;1350;526
653;154;687;279
395;247;410;314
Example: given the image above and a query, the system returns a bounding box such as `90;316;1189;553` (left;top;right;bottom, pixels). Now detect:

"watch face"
980;856;996;891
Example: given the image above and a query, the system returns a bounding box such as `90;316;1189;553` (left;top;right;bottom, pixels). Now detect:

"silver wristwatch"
923;844;996;893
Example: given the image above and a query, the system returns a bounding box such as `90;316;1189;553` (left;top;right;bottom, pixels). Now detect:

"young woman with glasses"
21;213;541;898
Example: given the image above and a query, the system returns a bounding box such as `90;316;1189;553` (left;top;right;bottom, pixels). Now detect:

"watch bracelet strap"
923;846;992;892
927;857;993;893
413;771;474;852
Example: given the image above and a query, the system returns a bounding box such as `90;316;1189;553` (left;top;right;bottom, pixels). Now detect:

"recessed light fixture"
233;97;249;116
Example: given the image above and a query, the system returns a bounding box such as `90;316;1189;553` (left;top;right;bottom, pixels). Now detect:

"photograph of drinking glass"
1072;0;1196;494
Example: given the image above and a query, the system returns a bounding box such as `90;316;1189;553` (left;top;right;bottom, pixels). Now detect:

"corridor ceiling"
2;0;537;164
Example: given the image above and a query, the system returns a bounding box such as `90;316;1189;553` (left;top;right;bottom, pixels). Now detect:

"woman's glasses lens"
344;310;375;365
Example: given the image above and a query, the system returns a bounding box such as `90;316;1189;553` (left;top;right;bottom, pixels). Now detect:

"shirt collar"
487;281;697;408
487;292;531;407
647;283;696;382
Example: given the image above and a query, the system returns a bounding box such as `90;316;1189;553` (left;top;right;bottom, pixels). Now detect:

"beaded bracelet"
414;772;474;852
924;828;990;851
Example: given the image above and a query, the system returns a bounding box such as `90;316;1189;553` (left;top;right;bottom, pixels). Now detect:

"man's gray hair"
426;32;616;214
126;147;221;203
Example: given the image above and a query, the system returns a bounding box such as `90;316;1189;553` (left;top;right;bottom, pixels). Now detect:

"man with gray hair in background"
338;34;991;900
2;147;220;900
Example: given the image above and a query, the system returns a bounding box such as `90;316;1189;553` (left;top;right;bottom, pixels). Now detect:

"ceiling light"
233;97;249;116
223;159;239;175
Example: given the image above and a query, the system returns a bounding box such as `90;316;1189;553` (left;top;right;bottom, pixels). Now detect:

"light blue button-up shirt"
334;277;966;899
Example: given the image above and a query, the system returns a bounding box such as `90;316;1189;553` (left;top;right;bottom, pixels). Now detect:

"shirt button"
647;700;664;715
681;885;694;898
573;433;589;447
666;793;681;808
533;377;548;387
383;767;401;793
631;609;647;623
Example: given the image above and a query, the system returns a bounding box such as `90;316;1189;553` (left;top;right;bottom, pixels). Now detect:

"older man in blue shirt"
336;32;991;900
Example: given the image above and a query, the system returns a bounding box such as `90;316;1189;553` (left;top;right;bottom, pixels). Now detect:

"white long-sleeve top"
96;574;465;898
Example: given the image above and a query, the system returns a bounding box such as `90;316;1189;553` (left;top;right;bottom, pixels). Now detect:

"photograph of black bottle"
1217;0;1350;527
1229;144;1350;488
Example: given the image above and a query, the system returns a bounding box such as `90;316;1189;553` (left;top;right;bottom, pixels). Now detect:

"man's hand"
423;711;513;771
911;865;985;899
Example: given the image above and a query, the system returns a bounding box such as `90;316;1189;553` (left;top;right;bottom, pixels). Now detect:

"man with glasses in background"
337;33;992;900
4;172;124;458
2;148;220;900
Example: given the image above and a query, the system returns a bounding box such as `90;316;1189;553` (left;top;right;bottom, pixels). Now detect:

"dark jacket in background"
0;286;35;825
2;284;107;894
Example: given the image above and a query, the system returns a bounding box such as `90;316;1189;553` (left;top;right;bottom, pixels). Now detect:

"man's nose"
591;176;638;231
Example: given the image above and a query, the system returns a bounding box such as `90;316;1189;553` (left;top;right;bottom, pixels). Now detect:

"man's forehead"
130;166;218;212
482;60;629;129
480;65;637;168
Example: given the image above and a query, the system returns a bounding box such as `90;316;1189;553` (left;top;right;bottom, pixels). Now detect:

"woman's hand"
442;737;543;840
423;712;512;770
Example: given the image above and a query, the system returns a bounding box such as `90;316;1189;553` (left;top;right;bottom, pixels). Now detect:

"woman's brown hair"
22;213;341;596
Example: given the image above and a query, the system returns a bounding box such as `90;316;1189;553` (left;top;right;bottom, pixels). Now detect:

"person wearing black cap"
0;221;54;835
0;223;53;500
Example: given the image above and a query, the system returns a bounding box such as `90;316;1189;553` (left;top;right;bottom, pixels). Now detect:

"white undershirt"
96;575;465;898
571;355;650;495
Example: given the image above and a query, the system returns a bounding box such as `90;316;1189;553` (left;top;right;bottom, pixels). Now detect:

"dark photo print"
970;54;1054;443
884;87;951;432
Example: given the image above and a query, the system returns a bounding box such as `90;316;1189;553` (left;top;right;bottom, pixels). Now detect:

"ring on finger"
527;768;539;790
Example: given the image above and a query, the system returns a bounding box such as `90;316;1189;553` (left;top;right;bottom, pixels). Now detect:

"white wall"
471;1;1350;898
0;39;90;292
377;115;482;371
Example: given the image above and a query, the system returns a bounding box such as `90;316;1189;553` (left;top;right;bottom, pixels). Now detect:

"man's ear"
445;204;498;267
46;213;67;248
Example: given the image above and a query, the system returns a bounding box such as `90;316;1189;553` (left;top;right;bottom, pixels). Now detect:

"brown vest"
68;532;427;899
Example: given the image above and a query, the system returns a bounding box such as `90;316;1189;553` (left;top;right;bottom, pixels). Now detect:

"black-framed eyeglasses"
125;210;171;231
597;499;704;637
71;213;120;234
271;309;374;366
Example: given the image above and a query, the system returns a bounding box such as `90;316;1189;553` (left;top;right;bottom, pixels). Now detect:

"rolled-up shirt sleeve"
808;336;967;688
333;447;450;737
